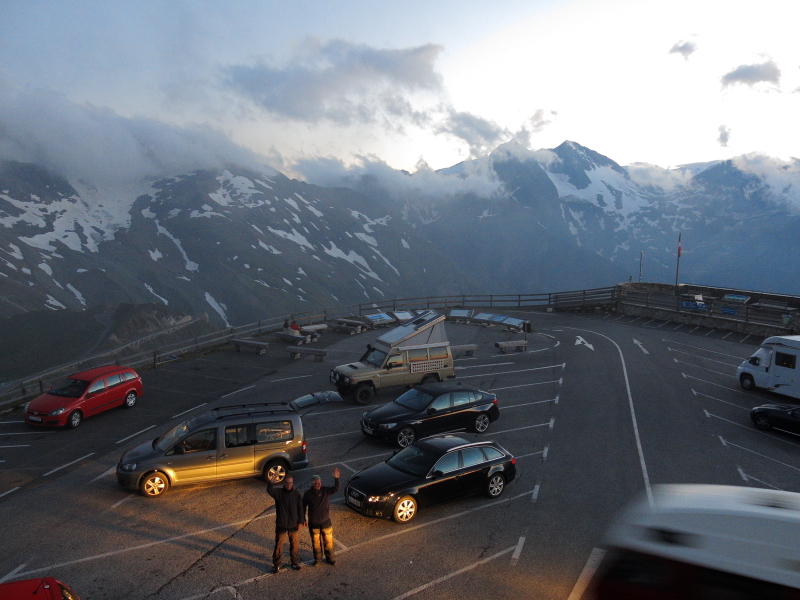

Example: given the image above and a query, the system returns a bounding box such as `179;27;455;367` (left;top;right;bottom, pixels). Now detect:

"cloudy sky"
1;0;798;181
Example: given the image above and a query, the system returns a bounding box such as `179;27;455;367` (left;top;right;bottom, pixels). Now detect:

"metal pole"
639;251;643;282
675;233;682;292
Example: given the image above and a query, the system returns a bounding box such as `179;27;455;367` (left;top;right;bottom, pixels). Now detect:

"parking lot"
1;310;796;600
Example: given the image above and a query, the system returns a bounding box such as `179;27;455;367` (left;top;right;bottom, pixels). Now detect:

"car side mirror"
427;407;436;415
432;470;444;478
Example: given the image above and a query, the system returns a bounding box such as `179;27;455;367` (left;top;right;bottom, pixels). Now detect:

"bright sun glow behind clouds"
0;0;797;179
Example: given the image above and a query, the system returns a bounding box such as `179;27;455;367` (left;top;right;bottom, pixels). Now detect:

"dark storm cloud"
0;87;267;185
223;38;443;126
435;110;508;158
721;60;781;88
717;124;731;147
669;40;697;60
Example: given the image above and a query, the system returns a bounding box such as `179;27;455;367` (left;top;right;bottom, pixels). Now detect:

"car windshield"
153;420;190;451
360;347;388;368
48;378;90;398
395;388;434;410
387;445;439;477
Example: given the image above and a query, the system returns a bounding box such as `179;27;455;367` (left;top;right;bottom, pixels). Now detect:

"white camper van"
737;335;800;399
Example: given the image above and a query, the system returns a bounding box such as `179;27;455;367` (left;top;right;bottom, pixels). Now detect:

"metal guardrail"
5;283;792;409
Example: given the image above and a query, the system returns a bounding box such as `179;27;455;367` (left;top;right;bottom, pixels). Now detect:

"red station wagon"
0;577;80;599
25;365;143;429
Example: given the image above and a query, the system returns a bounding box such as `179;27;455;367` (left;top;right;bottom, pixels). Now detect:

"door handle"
207;456;214;461
219;454;227;459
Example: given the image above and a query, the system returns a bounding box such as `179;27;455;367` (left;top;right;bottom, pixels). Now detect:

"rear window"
461;447;485;468
122;371;137;381
105;374;123;387
255;421;293;443
407;348;429;362
482;447;503;460
452;391;473;406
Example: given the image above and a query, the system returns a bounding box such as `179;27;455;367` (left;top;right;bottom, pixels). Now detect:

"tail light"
492;397;498;405
510;458;516;465
302;441;307;454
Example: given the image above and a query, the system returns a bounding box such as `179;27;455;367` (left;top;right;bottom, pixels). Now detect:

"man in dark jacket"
302;468;340;566
267;473;305;572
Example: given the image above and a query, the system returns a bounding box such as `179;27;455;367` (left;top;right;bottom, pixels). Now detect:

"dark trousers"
309;525;335;561
273;527;300;567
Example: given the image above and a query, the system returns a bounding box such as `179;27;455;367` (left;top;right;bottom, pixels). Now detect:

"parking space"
3;313;797;599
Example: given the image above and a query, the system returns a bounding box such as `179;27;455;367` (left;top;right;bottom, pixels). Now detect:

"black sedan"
360;382;500;447
750;403;800;433
345;434;516;523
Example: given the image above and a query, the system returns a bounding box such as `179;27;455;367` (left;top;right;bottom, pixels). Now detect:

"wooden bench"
495;340;528;354
229;339;269;355
451;344;479;357
276;332;311;344
287;346;327;362
338;317;368;329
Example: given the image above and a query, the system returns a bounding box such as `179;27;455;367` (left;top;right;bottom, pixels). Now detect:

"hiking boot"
291;563;303;571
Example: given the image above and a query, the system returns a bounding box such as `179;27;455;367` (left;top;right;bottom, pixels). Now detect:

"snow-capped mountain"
1;140;798;328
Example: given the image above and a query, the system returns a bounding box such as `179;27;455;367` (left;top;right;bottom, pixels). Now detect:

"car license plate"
28;415;41;422
348;496;362;508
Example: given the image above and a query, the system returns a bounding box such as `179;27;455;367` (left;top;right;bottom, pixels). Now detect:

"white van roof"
763;335;800;351
374;311;448;350
605;484;800;588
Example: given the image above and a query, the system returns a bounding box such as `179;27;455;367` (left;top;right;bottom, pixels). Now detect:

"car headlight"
378;423;397;430
48;408;65;416
119;463;138;472
367;495;390;503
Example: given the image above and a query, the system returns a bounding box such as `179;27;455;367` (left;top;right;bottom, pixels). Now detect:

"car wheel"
396;427;415;448
740;374;756;390
123;391;137;409
66;410;82;429
393;495;417;523
473;412;491;433
753;413;772;431
420;374;438;385
486;473;505;498
354;384;375;405
263;460;288;483
140;471;169;497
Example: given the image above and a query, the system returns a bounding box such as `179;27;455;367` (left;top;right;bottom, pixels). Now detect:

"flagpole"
674;232;682;293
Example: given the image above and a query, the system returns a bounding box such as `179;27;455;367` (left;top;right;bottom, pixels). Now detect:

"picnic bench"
299;328;321;342
229;339;269;355
495;340;528;354
287;346;327;362
276;332;311;344
332;323;362;335
337;318;367;331
450;344;478;357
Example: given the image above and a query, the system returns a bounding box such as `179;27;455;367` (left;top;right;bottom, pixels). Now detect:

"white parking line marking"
673;358;734;377
511;536;526;564
306;430;361;441
567;548;607;600
147;385;214;397
110;494;135;509
0;487;20;498
0;420;25;424
315;452;391;469
43;453;95;476
338;463;357;473
549;417;555;429
0;431;56;436
655;320;670;328
491;423;552;435
269;374;313;383
500;398;558;410
116;425;156;444
688;326;700;333
682;373;749;394
334;537;348;551
692;389;749;410
390;545;517;600
737;466;747;482
543;444;549;459
157;367;244;384
490;379;562;391
172;403;208;418
459;364;565;380
704;328;716;336
663;339;749;359
0;444;29;448
737;467;782;490
668;347;740;367
722;331;734;339
514;451;543;459
455;362;513;370
706;411;800;446
741;335;752;344
531;484;540;502
221;386;255;398
673;323;684;331
719;436;800;473
0;563;27;583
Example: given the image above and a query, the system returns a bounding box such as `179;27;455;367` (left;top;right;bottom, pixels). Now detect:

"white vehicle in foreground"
737;335;800;399
589;484;800;598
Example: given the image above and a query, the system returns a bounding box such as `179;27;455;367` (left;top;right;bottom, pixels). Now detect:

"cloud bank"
669;40;697;60
0;86;269;185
